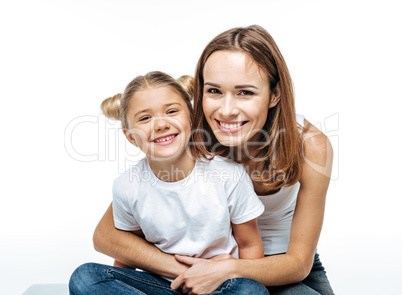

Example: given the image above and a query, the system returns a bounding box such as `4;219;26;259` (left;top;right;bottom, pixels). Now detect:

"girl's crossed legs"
69;263;269;295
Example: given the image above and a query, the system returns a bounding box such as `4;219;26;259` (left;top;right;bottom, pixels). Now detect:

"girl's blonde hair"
191;25;303;192
101;71;194;129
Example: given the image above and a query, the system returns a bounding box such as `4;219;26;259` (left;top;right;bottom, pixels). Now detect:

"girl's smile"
152;133;178;145
123;86;192;163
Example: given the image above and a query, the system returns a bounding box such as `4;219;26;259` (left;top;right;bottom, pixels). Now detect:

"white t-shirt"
257;114;305;255
113;156;264;262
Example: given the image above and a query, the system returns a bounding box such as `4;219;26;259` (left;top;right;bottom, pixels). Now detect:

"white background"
1;0;401;294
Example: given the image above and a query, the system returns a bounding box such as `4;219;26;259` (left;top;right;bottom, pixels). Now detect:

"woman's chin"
213;133;249;148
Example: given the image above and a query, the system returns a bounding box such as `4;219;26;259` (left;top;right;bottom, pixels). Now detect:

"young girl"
90;26;335;295
69;71;269;295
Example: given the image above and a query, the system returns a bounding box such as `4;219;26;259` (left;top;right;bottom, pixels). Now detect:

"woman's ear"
269;85;281;108
123;129;137;146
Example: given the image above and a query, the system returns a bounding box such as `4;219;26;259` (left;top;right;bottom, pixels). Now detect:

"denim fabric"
69;262;269;295
267;253;334;295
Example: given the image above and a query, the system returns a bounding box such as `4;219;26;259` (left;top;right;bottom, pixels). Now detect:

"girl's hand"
171;255;234;294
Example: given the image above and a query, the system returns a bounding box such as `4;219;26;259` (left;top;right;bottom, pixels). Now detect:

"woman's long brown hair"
191;25;303;192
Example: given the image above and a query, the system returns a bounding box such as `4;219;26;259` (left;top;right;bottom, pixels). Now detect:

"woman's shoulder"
302;118;331;153
301;118;333;180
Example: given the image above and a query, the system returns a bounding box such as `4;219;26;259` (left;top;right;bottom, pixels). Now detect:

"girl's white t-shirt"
113;156;264;262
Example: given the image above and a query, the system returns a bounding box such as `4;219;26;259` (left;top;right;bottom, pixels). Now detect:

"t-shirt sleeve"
112;177;141;231
227;166;265;224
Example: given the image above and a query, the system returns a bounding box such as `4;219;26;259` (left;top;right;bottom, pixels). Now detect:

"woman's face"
202;50;277;148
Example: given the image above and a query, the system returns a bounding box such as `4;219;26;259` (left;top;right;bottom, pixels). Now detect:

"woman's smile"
215;119;249;133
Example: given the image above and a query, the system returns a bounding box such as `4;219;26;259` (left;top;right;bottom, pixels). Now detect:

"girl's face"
202;50;279;148
123;86;192;162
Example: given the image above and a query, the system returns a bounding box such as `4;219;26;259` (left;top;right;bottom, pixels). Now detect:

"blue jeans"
267;253;334;295
69;262;269;295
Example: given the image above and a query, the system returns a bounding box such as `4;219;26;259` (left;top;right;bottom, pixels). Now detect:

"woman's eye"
207;88;221;94
238;90;254;96
167;109;178;115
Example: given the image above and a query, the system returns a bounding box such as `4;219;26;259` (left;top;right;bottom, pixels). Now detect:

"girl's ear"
123;129;137;146
269;85;281;108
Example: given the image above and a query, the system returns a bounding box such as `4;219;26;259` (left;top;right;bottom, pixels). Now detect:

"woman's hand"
210;253;234;261
171;254;234;294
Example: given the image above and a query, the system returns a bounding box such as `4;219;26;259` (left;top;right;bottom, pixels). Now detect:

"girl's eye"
207;88;221;94
238;90;254;96
139;116;150;122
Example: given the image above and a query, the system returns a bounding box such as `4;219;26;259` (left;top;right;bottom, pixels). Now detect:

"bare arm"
172;120;333;290
93;203;188;278
232;218;264;259
113;229;144;269
232;121;333;284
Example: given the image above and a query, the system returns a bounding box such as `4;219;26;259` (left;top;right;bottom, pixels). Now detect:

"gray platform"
22;284;68;295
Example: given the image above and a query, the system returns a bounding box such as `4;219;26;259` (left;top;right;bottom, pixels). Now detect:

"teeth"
219;122;242;129
154;135;175;143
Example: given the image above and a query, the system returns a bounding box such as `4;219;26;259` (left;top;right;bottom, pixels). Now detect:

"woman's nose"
218;95;239;119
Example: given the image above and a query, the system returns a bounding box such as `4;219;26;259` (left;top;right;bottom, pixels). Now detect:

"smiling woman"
202;50;274;147
178;25;334;294
191;27;303;195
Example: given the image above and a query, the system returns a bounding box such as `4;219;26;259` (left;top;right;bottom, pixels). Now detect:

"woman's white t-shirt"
257;114;305;255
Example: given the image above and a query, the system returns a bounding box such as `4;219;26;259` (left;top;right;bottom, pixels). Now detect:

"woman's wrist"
225;258;257;280
223;258;241;279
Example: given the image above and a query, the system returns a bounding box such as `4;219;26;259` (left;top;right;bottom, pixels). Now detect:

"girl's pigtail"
177;75;194;101
101;93;122;120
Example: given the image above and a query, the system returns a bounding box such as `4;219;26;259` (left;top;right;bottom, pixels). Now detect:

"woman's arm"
232;218;264;259
233;121;333;284
113;260;134;269
172;120;333;290
93;203;189;278
113;229;145;269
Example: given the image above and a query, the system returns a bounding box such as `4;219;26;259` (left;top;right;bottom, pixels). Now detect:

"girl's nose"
153;117;170;131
